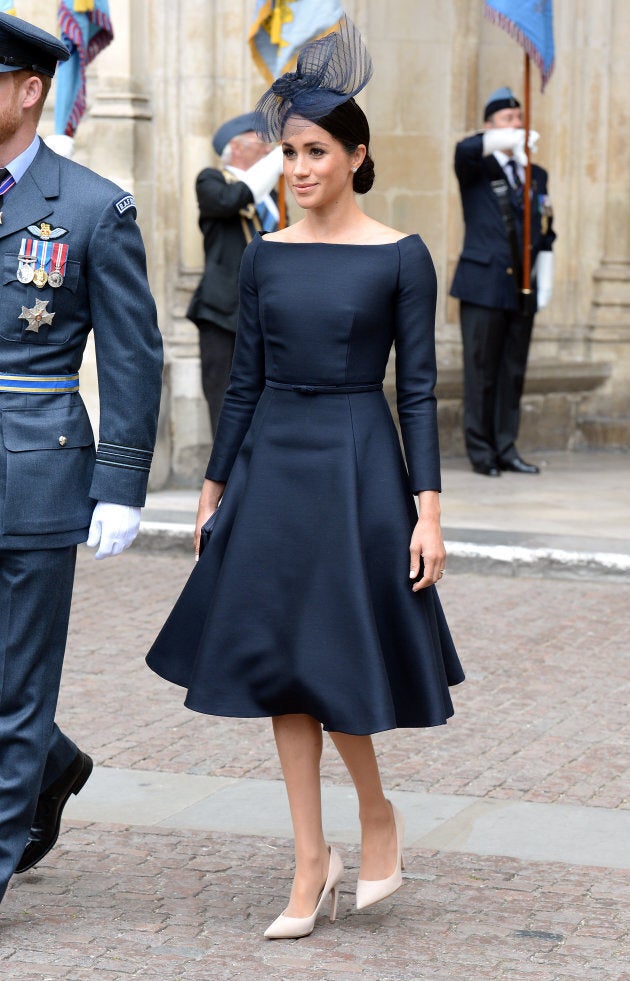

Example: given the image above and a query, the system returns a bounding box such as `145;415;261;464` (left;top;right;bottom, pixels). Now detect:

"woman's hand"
194;478;225;559
409;491;446;591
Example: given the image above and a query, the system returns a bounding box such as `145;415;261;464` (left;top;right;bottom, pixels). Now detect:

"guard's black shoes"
472;462;501;476
498;456;540;474
15;750;93;874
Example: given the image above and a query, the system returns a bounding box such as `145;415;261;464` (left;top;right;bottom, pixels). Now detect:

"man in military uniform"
0;12;163;903
450;86;556;476
187;113;283;433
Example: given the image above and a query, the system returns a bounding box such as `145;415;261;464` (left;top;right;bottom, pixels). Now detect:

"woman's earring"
351;166;358;173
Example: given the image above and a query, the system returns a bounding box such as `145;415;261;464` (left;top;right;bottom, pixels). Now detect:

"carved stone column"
585;0;630;442
160;0;260;485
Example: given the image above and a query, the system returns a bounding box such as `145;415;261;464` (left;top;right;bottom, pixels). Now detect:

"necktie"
256;199;277;233
0;167;16;225
506;159;522;189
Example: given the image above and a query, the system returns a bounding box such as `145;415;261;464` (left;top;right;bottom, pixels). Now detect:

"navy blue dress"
147;233;464;734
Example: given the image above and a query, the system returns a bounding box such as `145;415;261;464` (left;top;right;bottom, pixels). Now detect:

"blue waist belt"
0;372;80;394
266;379;383;395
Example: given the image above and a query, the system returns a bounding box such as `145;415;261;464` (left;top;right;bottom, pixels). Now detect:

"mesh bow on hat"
254;16;373;142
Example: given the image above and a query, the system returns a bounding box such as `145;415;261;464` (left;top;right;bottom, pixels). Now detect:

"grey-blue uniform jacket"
449;133;555;312
0;140;163;550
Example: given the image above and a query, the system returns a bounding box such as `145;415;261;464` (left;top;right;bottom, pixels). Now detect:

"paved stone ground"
55;552;630;808
3;830;629;980
1;550;629;979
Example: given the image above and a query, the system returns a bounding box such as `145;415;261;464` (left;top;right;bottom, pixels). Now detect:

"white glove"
534;251;554;309
527;129;540;153
87;502;141;560
483;127;540;163
482;127;523;156
239;145;284;203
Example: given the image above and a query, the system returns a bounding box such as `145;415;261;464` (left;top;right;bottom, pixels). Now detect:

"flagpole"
278;177;287;229
522;52;532;304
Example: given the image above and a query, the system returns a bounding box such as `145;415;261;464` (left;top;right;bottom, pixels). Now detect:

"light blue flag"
54;0;114;136
484;0;555;90
249;0;345;82
0;2;16;13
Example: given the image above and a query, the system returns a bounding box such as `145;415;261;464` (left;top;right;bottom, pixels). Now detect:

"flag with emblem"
249;0;344;83
484;0;555;301
54;0;114;137
484;0;555;91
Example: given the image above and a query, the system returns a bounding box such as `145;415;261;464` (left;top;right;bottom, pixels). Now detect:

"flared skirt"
146;387;464;735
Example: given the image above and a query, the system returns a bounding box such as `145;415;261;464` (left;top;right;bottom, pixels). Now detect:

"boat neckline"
259;232;419;247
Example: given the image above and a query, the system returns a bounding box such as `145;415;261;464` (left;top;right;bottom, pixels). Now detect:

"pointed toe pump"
356;802;405;911
264;846;344;940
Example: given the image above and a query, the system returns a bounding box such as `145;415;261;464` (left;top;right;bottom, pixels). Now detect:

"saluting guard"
450;86;556;476
0;12;163;903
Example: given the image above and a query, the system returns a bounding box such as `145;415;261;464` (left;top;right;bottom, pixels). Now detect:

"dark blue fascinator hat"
254;16;373;141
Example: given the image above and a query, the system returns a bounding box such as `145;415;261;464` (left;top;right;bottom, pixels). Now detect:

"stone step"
384;359;613;454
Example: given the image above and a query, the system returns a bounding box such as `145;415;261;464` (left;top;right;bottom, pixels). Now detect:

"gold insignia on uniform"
26;223;69;240
19;299;56;333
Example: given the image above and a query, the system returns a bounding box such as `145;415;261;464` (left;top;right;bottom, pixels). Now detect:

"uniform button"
507;267;513;275
58;435;67;446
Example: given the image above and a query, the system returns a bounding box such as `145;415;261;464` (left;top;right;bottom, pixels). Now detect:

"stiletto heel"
329;881;340;922
356;801;404;910
264;846;344;939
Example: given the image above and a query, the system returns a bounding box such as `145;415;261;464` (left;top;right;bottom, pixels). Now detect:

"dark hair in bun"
315;97;375;194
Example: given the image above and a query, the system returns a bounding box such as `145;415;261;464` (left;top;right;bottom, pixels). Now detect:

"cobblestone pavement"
4;830;629;980
1;550;629;979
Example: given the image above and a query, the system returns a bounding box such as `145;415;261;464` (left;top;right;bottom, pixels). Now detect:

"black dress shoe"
15;750;93;874
498;456;540;474
472;462;501;476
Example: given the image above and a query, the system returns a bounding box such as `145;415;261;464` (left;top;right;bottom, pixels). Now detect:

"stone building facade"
21;0;630;486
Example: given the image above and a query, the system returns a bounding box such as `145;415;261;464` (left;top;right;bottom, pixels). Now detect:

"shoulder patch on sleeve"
114;194;136;216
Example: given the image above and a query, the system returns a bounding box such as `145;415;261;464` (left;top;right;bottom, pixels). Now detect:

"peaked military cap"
484;86;521;121
0;11;69;78
212;112;260;156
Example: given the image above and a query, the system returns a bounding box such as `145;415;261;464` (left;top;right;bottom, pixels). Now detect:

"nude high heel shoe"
264;846;344;939
355;801;405;910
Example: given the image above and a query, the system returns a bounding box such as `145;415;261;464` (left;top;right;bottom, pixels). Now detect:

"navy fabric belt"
266;379;383;395
0;372;80;394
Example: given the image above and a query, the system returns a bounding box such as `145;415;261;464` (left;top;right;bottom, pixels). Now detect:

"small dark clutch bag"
198;508;219;556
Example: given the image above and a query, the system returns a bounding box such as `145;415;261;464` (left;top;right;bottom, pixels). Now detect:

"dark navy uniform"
0;131;162;897
187;166;264;431
187;112;280;434
450;132;555;470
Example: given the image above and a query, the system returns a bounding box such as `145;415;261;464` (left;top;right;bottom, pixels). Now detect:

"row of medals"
17;262;63;290
17;238;65;288
18;260;64;289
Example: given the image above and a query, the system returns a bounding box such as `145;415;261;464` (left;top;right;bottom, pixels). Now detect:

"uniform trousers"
198;321;237;437
460;300;534;467
0;546;79;902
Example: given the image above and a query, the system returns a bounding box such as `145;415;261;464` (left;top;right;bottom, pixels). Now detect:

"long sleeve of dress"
394;236;441;493
205;237;265;481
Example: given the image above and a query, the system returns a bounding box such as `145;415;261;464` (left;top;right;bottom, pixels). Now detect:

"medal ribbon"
19;238;36;260
34;239;49;270
50;242;68;277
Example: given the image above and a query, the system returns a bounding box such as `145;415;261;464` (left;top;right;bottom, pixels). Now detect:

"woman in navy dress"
147;18;463;939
